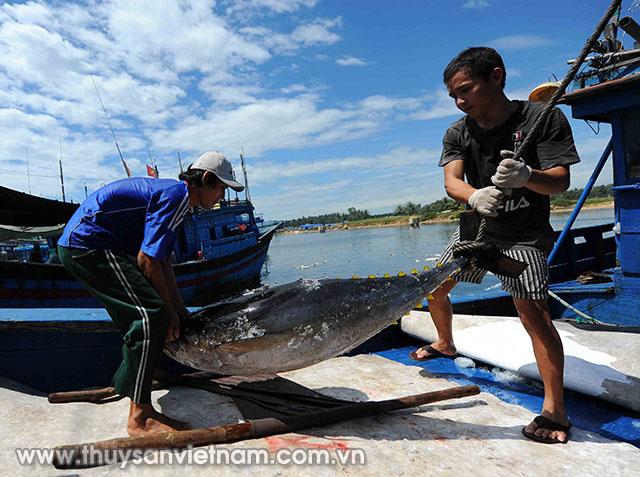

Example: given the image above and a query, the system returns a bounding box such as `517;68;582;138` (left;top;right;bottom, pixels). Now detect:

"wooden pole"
53;384;479;469
48;373;215;404
48;381;171;404
48;386;117;404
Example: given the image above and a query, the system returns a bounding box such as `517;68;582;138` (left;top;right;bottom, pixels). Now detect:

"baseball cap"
189;151;245;192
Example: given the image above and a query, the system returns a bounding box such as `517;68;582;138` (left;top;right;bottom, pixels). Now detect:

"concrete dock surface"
1;354;638;476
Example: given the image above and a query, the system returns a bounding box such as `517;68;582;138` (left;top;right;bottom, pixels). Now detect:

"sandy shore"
549;199;614;213
279;200;614;234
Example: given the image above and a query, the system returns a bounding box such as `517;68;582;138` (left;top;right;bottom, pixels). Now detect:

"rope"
468;0;622;258
452;0;621;277
511;0;621;164
451;218;487;270
453;1;622;322
548;290;603;325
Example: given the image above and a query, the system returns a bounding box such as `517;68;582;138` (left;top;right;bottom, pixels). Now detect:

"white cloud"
105;0;271;73
240;17;341;53
360;95;422;112
336;55;369;66
409;90;461;121
489;35;554;51
150;95;368;157
0;1;352;201
150;87;463;159
279;83;309;94
250;147;441;184
291;17;341;46
251;147;445;218
224;0;318;15
0;0;476;214
462;1;491;10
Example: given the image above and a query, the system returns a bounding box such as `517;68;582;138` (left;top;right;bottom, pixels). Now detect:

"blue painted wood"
611;115;629;186
0;327;122;391
0;308;111;322
566;75;640;123
549;268;640;327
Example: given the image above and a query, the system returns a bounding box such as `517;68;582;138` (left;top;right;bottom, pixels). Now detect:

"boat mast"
240;147;251;202
59;139;66;202
178;151;184;174
91;76;132;178
25;143;31;194
177;152;184;173
146;144;159;178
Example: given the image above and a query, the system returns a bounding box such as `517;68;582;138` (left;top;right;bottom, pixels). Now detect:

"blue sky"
0;0;635;220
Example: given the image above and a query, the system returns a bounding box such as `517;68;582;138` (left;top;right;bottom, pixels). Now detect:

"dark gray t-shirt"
439;100;580;251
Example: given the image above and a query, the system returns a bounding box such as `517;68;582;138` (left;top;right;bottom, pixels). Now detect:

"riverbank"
278;199;614;235
549;198;614;213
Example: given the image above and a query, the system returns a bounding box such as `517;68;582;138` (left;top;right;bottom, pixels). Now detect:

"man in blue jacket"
59;151;244;436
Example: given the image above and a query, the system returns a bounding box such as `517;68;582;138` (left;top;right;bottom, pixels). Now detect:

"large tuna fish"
164;258;465;375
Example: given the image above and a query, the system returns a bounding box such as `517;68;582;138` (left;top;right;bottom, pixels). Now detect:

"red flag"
146;164;157;177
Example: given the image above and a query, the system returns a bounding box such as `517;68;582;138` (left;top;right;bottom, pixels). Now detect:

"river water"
261;207;615;297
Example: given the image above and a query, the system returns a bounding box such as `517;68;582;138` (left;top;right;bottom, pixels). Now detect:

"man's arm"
443;160;476;203
525;165;570;195
161;258;189;319
137;251;181;342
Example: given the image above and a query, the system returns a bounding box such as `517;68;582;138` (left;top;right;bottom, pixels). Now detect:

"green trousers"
59;246;169;404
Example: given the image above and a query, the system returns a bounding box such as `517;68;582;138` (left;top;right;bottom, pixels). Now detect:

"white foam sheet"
402;311;640;412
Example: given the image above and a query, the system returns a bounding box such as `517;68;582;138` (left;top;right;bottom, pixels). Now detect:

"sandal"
409;345;457;362
522;415;572;444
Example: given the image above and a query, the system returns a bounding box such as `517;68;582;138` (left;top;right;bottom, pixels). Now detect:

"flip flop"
522;415;572;444
409;345;457;362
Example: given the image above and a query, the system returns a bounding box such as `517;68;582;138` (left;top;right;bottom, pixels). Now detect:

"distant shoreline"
278;200;614;234
549;199;614;213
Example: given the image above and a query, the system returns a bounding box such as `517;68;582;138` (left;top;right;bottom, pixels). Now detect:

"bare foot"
128;402;191;437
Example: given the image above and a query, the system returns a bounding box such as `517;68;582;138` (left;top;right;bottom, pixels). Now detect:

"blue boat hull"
0;226;276;308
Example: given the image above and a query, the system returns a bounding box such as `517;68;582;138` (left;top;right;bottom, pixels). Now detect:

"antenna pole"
59;139;66;202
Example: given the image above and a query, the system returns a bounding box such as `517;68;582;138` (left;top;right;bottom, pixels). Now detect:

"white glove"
468;186;504;217
491;150;532;188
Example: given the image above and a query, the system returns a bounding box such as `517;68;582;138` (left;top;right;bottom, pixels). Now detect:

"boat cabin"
562;74;640;277
173;200;260;263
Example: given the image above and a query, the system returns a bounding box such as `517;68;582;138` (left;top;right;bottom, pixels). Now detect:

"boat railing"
549;222;616;282
217;199;254;209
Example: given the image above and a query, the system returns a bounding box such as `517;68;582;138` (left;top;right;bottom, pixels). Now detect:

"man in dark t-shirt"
410;48;579;444
440;100;579;251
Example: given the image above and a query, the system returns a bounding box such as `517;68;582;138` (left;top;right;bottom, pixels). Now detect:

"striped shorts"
438;229;549;300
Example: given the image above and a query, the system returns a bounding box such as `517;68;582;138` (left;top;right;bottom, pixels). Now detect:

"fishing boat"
0;184;280;308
